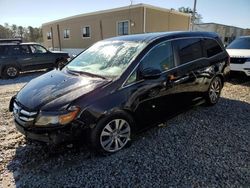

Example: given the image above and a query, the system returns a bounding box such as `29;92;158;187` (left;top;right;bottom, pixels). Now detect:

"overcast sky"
0;0;249;28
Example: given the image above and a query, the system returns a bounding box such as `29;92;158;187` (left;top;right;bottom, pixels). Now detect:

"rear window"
227;38;250;49
0;46;8;55
8;46;21;55
173;38;203;65
203;38;223;58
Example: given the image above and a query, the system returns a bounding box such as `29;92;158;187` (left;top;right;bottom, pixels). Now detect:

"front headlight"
35;107;80;126
35;115;59;126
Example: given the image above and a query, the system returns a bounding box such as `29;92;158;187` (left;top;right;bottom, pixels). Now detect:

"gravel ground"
0;72;249;188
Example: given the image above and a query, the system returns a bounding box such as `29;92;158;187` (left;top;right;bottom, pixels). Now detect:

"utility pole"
191;0;197;31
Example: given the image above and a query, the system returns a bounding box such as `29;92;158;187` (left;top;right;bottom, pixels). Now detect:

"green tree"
0;23;43;42
0;23;12;38
17;26;24;39
11;24;17;37
178;6;203;24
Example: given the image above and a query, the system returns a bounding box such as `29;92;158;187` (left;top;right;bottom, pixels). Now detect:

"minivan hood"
16;70;110;110
226;49;250;58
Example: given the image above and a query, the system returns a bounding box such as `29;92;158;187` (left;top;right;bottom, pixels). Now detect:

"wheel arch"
80;106;136;130
216;73;224;87
2;63;21;78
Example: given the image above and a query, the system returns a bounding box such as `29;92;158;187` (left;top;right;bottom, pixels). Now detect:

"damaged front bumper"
14;119;87;144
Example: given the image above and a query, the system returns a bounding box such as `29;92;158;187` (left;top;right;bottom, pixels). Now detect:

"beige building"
193;23;249;45
42;4;191;55
245;29;250;35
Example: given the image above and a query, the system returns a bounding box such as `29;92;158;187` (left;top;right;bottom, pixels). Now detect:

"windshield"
227;37;250;49
66;40;146;78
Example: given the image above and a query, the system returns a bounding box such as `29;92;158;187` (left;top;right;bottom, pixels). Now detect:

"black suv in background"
10;32;230;154
0;40;69;78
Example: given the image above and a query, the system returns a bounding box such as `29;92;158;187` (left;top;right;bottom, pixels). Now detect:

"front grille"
13;102;38;127
230;58;247;64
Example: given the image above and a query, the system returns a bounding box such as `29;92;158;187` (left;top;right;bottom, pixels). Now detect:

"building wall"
193;23;247;45
145;8;190;32
244;29;250;36
42;5;190;55
42;7;144;51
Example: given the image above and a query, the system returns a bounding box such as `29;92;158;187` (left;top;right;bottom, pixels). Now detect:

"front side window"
125;71;137;85
118;21;129;35
47;32;52;40
20;45;30;54
82;26;90;38
203;38;223;58
140;41;174;72
227;37;250;49
30;45;47;53
66;40;146;78
63;29;70;39
173;38;203;65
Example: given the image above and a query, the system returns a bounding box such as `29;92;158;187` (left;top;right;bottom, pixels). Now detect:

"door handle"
163;74;177;88
168;74;177;81
173;75;190;84
165;74;190;86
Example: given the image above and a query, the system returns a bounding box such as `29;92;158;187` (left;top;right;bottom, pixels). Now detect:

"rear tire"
90;111;135;155
3;65;19;79
56;59;67;69
205;76;222;106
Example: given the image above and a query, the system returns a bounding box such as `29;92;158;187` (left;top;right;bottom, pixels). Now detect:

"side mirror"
140;68;161;79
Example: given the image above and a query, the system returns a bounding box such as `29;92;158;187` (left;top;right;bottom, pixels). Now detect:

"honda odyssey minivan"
9;32;230;154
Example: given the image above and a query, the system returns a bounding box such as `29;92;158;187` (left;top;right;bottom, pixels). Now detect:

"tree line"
178;7;203;24
0;23;43;42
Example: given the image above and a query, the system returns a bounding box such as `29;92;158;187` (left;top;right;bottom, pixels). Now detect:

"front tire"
3;65;19;79
205;76;222;106
56;59;67;69
90;112;134;154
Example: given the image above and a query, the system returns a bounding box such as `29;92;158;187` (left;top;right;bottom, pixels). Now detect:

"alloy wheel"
7;67;18;77
209;77;221;103
57;60;66;69
100;119;131;152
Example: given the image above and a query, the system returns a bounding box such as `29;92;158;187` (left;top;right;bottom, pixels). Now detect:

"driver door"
126;40;181;128
28;44;54;69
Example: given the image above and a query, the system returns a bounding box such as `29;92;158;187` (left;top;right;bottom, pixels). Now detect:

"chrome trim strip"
20;109;37;116
19;116;35;122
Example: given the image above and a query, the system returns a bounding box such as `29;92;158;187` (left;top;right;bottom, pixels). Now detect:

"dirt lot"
0;72;249;187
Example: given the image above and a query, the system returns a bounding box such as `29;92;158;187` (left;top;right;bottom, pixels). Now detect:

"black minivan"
9;32;230;154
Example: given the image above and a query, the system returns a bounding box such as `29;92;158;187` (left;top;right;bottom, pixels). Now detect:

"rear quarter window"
173;38;203;65
0;46;9;55
203;38;223;58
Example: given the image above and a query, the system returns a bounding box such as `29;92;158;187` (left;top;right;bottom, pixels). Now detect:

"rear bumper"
230;62;250;76
14;119;86;144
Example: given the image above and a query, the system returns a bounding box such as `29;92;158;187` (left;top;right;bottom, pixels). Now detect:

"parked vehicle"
226;36;250;76
0;41;69;78
9;32;230;154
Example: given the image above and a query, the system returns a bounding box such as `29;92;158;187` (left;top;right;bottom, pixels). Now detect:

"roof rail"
0;38;22;44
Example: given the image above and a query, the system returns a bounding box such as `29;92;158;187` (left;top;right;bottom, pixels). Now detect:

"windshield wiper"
66;67;107;80
78;71;107;80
